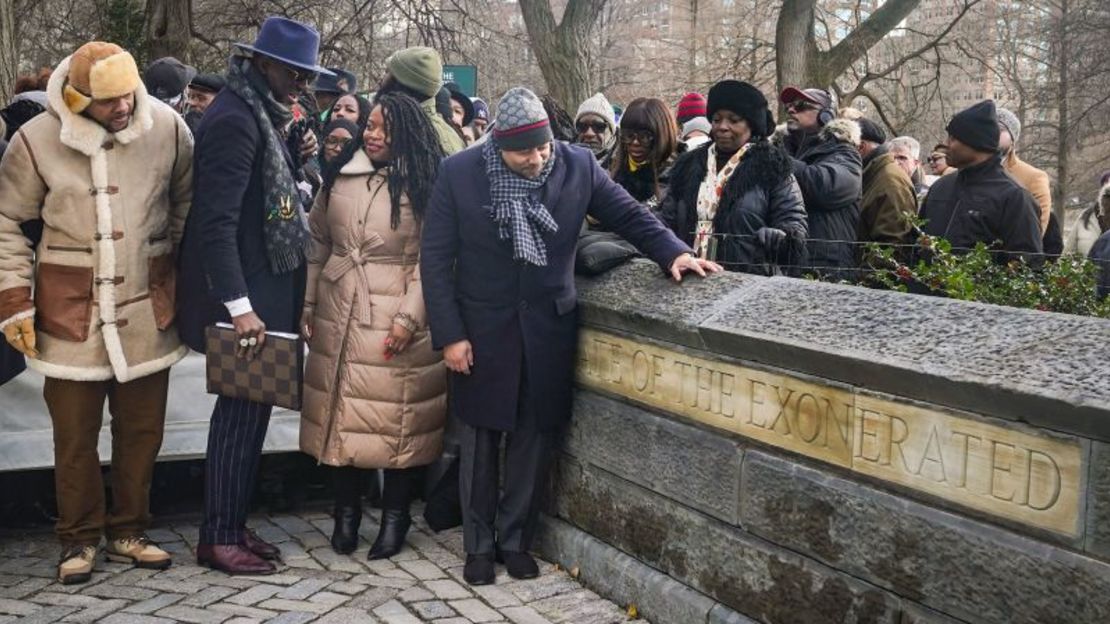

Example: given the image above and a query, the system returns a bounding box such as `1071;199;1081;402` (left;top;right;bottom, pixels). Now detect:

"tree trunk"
775;0;921;94
688;0;699;83
775;0;817;93
145;0;192;63
0;0;17;106
1052;0;1069;220
518;0;606;113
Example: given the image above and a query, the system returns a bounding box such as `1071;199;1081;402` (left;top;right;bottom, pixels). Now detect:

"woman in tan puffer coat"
300;93;447;560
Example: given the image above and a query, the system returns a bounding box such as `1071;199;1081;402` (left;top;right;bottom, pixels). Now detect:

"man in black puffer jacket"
659;80;807;276
778;87;862;279
919;100;1042;263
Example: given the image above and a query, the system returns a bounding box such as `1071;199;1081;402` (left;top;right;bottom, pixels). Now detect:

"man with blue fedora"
177;15;331;575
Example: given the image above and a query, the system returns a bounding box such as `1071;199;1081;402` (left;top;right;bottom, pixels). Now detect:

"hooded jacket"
0;55;193;382
780;119;863;275
658;140;807;275
300;150;446;468
919;154;1042;261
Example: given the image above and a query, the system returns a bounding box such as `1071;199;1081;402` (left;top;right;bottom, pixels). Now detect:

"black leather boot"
331;468;362;555
367;509;411;560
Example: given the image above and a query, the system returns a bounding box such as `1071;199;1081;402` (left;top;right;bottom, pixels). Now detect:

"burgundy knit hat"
676;92;707;125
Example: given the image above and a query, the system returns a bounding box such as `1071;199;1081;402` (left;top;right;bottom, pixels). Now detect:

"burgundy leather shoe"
242;529;282;561
196;544;276;575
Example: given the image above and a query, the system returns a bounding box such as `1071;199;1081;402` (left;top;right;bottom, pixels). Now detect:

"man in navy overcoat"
421;87;718;585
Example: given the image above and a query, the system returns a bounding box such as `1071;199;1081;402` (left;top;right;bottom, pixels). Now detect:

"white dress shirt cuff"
224;297;253;318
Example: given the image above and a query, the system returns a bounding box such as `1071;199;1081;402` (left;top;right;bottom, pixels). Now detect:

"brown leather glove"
3;316;38;358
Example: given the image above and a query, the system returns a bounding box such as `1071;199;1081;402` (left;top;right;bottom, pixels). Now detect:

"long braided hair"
373;92;445;228
318;92;444;231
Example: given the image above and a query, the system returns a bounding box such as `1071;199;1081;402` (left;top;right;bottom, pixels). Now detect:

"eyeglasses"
324;136;351;149
927;154;946;163
786;101;819;113
620;130;655;146
276;63;318;86
576;120;609;134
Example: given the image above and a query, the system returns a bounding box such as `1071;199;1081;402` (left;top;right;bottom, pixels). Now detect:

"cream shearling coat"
0;56;193;382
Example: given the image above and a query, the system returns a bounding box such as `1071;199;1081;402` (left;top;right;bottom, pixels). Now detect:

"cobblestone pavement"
0;506;640;624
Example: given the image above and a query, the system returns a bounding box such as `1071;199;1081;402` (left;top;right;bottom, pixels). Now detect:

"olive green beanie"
386;46;443;99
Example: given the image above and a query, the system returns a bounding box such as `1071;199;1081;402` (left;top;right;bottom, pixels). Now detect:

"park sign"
443;65;477;97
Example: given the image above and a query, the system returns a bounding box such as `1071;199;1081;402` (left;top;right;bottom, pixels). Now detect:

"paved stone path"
0;506;640;623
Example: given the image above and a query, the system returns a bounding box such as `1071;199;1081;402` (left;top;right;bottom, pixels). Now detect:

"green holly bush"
863;234;1110;318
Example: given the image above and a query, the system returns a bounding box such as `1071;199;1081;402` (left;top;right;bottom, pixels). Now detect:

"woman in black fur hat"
658;80;808;275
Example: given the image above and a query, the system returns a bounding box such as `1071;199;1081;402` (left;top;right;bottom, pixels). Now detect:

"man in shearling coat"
0;41;192;584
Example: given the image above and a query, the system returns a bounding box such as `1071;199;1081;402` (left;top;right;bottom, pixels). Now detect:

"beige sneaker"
58;545;98;585
105;535;172;570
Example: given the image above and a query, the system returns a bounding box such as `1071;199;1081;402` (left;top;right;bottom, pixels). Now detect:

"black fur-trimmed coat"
657;140;807;275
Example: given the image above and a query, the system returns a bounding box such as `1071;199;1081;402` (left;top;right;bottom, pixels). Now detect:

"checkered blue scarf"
484;140;558;266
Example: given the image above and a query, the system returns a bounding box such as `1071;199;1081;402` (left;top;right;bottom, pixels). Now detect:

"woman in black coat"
609;97;679;207
658;80;807;275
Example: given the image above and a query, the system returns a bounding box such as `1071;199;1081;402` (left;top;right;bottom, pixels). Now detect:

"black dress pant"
458;376;558;555
199;396;272;545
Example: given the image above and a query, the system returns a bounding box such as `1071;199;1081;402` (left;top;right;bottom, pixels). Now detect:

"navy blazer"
421;141;690;432
176;89;302;352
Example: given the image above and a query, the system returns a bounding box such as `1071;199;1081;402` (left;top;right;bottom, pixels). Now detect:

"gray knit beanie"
575;92;616;132
493;87;553;150
996;107;1021;145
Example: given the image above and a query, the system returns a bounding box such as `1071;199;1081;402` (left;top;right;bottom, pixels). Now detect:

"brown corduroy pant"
43;370;170;547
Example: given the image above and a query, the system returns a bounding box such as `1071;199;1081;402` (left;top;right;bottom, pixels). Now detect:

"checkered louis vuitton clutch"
205;323;304;411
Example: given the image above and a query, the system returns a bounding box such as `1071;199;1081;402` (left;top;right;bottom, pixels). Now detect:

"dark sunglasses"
620;130;655;146
576;120;609;134
276;63;318;86
786;101;819;113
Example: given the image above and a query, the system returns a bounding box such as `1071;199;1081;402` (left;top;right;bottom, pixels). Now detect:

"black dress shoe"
500;549;539;579
331;503;362;555
464;553;496;586
367;509;411;560
243;529;282;561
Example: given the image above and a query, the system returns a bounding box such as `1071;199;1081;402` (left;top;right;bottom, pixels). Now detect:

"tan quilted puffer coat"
300;150;447;468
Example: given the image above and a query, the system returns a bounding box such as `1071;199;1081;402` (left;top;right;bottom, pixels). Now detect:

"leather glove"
3;316;38;358
756;227;787;254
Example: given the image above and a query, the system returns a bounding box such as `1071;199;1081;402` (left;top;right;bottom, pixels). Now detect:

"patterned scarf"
692;142;751;260
225;55;309;274
483;139;558;266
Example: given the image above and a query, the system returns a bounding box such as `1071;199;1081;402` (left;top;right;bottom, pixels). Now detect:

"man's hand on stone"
444;339;474;375
669;253;722;282
232;311;267;361
2;316;38;358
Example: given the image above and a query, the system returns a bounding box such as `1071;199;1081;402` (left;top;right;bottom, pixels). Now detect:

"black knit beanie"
707;80;771;138
857;117;886;144
946;100;999;153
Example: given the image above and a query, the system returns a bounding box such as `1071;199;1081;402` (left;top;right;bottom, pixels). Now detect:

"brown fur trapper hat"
64;42;141;113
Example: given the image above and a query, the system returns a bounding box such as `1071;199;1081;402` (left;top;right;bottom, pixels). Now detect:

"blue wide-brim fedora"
235;16;334;76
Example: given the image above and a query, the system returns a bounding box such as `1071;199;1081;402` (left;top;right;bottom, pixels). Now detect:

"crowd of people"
1;12;1108;592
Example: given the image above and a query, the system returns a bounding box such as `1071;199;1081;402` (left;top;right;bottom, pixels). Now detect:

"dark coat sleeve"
768;175;808;237
586;156;691;271
767;175;808;270
791;143;862;212
420;163;468;350
1090;232;1110;300
1000;187;1045;258
193;110;259;303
